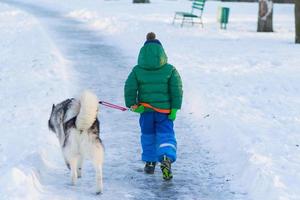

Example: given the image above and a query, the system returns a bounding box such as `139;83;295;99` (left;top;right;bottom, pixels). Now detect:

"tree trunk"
257;0;274;32
296;0;300;43
133;0;150;3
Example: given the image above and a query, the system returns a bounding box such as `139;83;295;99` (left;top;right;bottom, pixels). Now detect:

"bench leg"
199;15;204;28
172;14;176;24
181;16;185;27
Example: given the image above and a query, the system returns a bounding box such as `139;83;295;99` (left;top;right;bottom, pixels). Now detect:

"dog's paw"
77;168;82;178
71;177;77;186
96;187;103;195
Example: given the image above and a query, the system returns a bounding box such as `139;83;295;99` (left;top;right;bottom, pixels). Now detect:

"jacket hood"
137;42;168;70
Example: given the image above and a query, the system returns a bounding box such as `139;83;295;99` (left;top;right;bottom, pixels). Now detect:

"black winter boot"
160;155;173;180
144;162;156;174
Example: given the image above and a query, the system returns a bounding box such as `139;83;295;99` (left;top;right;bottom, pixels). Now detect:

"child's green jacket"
124;42;183;111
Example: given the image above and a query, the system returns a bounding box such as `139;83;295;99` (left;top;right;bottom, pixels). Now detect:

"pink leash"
99;101;128;111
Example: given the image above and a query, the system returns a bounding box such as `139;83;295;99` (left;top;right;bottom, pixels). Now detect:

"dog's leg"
92;144;104;195
93;160;103;195
77;155;83;178
63;156;71;170
69;157;78;185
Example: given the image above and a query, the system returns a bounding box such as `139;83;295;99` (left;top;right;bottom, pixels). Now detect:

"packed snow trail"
1;1;246;199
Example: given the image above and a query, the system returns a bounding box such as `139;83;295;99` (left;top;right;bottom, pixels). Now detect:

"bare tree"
257;0;274;32
296;0;300;43
133;0;150;3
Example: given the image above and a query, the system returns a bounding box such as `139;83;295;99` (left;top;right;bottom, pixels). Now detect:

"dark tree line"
296;0;300;43
133;0;150;3
221;0;293;2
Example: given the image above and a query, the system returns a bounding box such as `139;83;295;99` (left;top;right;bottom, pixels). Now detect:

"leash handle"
140;103;171;114
99;101;128;111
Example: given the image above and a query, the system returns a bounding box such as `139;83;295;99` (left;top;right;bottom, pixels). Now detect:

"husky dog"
48;90;104;194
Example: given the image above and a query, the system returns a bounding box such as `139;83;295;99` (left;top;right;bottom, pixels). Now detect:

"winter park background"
0;0;299;199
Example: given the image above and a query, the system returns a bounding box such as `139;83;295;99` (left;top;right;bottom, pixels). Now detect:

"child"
124;32;183;180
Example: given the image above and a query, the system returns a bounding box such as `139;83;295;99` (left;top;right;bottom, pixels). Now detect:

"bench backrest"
191;0;206;13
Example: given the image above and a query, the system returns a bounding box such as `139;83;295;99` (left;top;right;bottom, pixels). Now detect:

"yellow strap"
140;103;170;114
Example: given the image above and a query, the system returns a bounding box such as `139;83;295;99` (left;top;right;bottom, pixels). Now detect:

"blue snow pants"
139;112;177;163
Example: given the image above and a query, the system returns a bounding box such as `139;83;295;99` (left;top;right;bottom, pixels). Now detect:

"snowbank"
0;3;74;199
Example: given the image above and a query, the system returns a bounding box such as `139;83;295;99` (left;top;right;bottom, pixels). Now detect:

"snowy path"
0;1;244;199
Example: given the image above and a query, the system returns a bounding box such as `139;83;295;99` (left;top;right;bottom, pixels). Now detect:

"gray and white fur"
48;91;104;194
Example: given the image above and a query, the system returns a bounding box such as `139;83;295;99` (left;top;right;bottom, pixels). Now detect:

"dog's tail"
76;90;99;131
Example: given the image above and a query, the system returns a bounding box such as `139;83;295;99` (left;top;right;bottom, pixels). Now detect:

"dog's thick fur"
48;90;104;194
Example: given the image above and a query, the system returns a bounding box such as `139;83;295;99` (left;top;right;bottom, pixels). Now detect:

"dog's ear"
51;104;55;114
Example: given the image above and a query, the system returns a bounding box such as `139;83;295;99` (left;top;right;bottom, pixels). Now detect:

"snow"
0;3;73;200
0;0;299;200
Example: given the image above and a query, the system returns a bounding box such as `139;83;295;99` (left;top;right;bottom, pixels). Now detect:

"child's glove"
130;105;145;114
168;109;178;121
